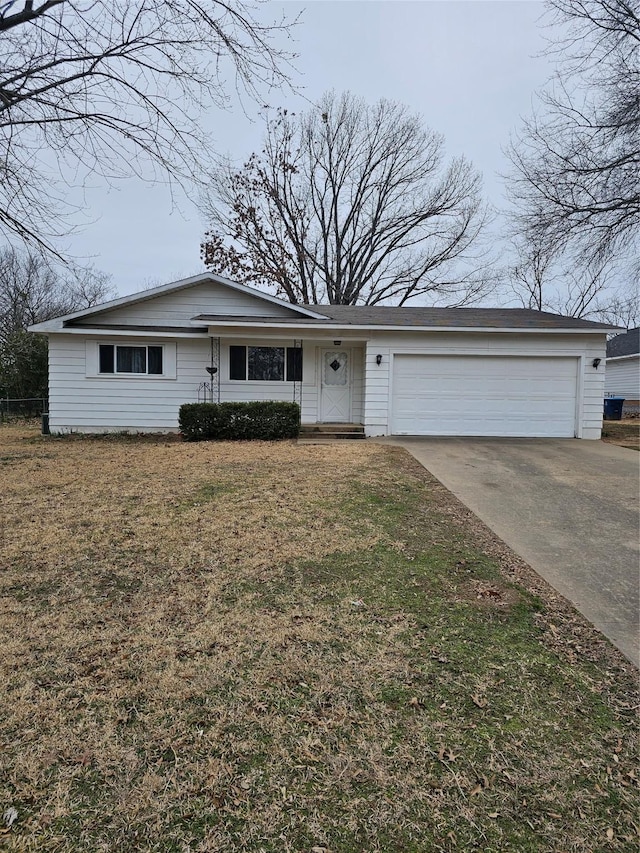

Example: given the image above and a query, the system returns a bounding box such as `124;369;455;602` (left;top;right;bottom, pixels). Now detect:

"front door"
320;349;351;422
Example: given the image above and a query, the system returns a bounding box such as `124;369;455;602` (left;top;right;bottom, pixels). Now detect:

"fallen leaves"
438;746;458;763
1;808;18;834
0;426;638;852
471;693;488;709
469;776;491;797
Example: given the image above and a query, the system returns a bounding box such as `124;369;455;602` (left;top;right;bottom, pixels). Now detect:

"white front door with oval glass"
320;349;351;422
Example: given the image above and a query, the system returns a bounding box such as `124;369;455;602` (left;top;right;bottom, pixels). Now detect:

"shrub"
179;401;300;441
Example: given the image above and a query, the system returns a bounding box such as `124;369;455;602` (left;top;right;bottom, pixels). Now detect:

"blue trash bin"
603;397;625;420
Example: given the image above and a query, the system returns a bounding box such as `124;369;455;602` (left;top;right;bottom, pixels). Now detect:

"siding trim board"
203;322;614;335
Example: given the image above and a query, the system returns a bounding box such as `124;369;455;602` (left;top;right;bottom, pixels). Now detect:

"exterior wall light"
592;358;601;369
333;340;342;346
376;354;383;365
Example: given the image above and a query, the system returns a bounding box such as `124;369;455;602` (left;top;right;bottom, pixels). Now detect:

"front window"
99;344;163;375
249;346;284;381
230;346;302;381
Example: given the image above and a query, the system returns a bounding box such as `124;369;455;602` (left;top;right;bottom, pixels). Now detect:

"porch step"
299;423;365;441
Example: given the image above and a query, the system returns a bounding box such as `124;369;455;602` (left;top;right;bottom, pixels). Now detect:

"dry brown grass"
601;419;640;450
0;424;638;852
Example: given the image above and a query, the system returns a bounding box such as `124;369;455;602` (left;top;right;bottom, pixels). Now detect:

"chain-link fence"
0;397;48;420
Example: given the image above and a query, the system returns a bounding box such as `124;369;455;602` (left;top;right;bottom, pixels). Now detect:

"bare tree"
201;91;492;306
505;0;639;283
507;235;622;315
0;0;296;254
592;291;639;329
0;246;114;399
0;247;113;343
508;240;557;312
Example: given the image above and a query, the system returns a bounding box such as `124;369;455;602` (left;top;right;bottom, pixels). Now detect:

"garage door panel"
391;355;578;437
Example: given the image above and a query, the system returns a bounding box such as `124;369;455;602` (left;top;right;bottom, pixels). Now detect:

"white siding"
47;327;607;438
47;335;361;432
605;357;640;401
363;332;606;439
351;347;365;424
87;280;302;327
363;344;391;432
301;346;319;425
48;335;210;432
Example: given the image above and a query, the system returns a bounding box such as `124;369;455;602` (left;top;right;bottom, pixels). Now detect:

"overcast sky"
62;1;552;298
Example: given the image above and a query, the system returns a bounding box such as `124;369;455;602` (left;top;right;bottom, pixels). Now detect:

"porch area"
194;336;370;427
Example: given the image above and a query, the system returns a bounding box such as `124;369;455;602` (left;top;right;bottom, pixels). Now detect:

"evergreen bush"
179;401;300;441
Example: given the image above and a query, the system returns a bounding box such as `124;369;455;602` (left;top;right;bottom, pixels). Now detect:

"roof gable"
29;273;325;332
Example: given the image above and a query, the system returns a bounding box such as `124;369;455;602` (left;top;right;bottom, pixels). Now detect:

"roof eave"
31;325;207;339
28;319;64;333
200;319;616;334
606;353;640;362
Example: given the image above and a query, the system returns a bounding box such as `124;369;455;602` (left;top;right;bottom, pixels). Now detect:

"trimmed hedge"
179;401;300;441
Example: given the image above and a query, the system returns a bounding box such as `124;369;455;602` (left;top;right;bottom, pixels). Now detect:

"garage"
391;354;579;437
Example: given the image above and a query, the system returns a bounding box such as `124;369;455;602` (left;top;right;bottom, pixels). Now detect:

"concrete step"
300;423;364;433
299;423;365;440
297;438;351;445
298;434;366;443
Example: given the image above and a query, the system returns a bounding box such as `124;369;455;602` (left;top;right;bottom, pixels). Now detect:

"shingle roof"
305;306;616;329
194;306;617;331
606;327;640;358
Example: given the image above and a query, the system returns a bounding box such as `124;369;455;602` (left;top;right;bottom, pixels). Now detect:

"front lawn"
601;419;640;450
0;425;637;852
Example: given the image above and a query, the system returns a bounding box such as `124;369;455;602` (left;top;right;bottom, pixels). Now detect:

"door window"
323;351;348;386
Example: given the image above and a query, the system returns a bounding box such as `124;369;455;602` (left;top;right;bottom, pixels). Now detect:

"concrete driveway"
383;437;640;667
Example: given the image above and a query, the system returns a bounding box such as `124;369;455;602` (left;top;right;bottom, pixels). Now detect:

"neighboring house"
29;273;618;438
605;327;640;416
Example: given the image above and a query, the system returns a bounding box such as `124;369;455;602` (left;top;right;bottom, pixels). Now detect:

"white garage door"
391;355;579;437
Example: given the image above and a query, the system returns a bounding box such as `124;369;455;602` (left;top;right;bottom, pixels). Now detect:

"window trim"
229;344;303;382
88;341;176;380
99;343;164;376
